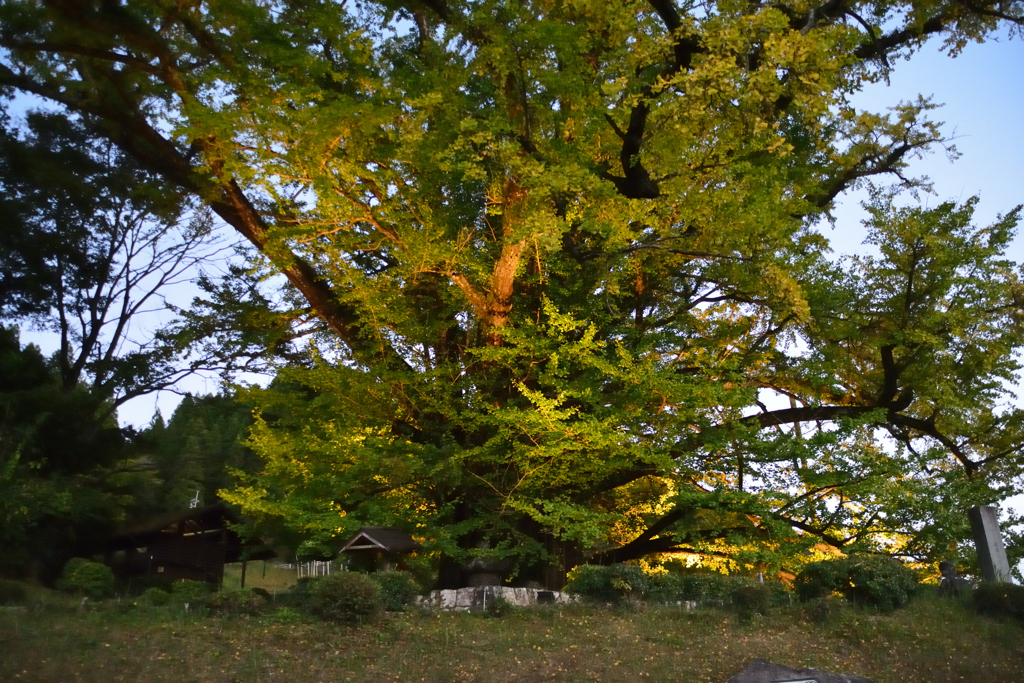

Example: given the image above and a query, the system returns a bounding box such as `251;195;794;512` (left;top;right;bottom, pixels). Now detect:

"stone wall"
418;586;577;611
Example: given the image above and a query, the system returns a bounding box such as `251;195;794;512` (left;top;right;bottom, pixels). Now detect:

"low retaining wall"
418;586;577;611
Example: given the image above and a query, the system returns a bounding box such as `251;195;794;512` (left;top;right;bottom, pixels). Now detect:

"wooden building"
339;526;420;572
105;502;273;585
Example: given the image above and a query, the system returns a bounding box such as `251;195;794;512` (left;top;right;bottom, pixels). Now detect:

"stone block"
969;506;1012;583
419;586;575;611
727;658;873;683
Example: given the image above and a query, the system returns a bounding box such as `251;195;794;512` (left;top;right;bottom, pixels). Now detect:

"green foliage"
794;559;851;602
795;555;920;611
565;564;650;603
3;0;1024;589
142;393;260;515
648;570;790;609
56;558;115;600
845;555;920;611
648;571;736;604
675;574;748;604
276;577;316;611
972;582;1024;621
0;579;27;605
170;579;210;604
484;595;517;618
138;587;170;607
308;573;383;625
204;589;267;617
732;583;773;618
0;326;144;581
645;572;688;604
370;571;421;612
804;595;849;625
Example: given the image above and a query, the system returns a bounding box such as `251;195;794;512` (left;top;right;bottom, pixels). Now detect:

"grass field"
221;562;299;594
1;587;1021;682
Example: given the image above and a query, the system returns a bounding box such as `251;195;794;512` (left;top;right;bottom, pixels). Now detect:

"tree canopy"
0;109;222;417
2;0;1023;586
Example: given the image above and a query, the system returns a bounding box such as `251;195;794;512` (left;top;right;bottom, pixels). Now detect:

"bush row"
130;571;422;623
793;554;919;611
37;556;425;625
973;582;1024;621
20;555;1024;626
564;564;789;612
566;554;924;613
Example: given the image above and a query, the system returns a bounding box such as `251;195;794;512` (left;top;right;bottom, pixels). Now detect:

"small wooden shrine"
105;502;273;585
338;526;420;572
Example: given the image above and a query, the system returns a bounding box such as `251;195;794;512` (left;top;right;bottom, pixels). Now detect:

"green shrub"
565;565;616;602
139;586;170;607
677;572;740;603
844;555;918;611
973;582;1024;621
56;558;115;600
371;571;420;611
646;572;686;604
648;570;791;608
170;579;210;604
794;555;919;611
484;594;516;618
731;581;772;618
565;564;649;603
308;572;383;624
278;577;316;610
805;595;847;624
205;589;267;616
764;579;793;607
793;558;848;602
0;579;27;605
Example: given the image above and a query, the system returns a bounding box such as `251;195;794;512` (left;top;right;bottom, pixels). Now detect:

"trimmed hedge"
973;582;1024;621
565;564;649;603
793;558;849;602
138;586;171;607
370;571;421;611
794;555;919;611
56;558;115;600
308;572;383;624
567;564;790;610
170;579;210;604
204;589;268;616
732;582;773;617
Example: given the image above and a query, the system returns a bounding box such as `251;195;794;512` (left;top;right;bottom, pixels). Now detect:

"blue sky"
827;30;1024;258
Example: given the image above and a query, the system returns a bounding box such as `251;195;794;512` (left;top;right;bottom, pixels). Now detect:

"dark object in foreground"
727;658;874;683
938;561;972;596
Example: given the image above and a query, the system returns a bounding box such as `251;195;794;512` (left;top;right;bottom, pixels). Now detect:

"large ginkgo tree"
2;0;1023;586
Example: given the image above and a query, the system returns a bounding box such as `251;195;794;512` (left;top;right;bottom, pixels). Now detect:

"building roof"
106;501;275;561
109;502;242;544
339;526;421;554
